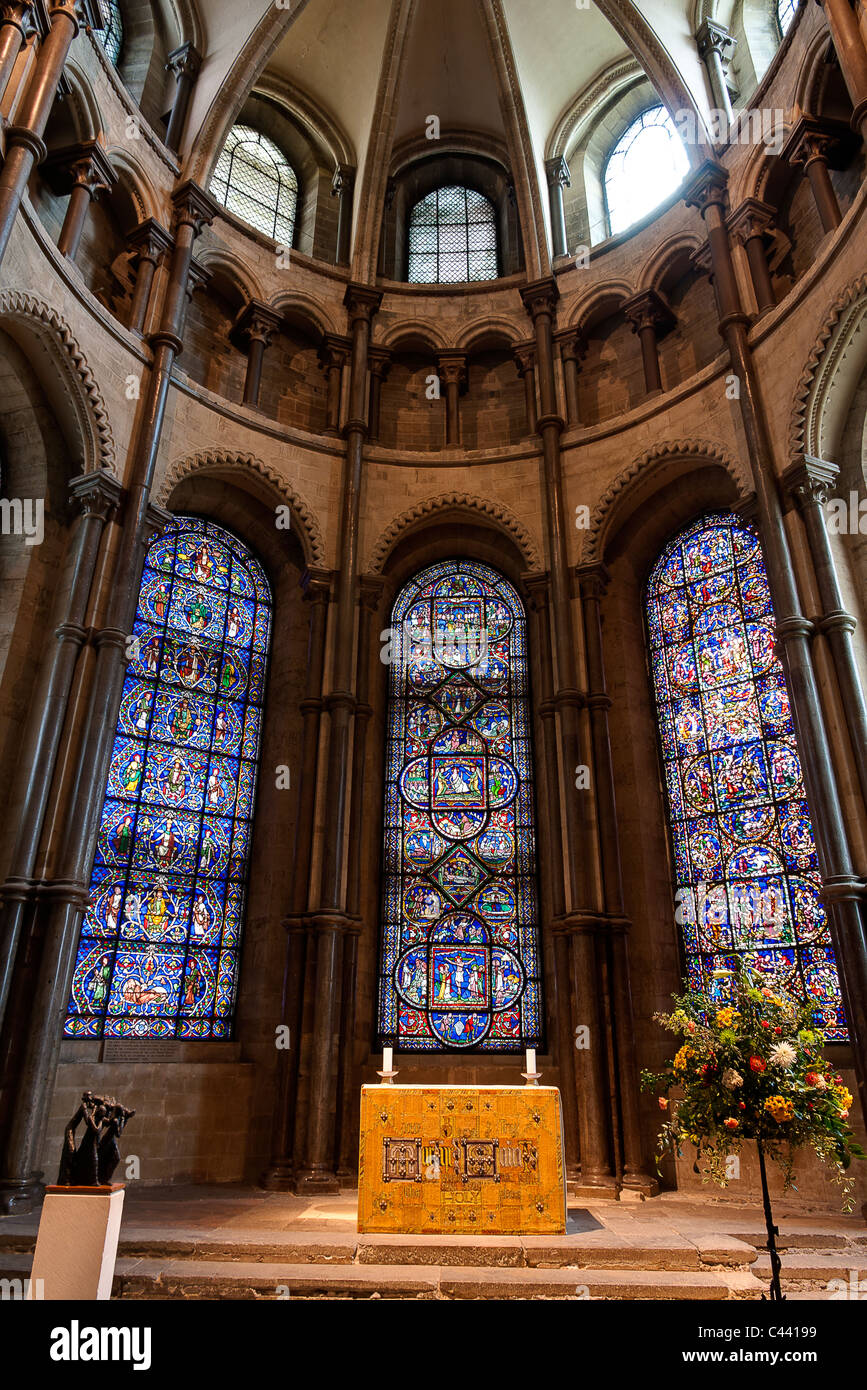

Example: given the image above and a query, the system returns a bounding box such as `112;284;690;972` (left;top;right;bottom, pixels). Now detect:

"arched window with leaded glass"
98;0;125;68
65;516;273;1040
603;105;690;237
378;560;542;1051
776;0;798;36
645;512;846;1039
407;185;498;284
209;125;299;246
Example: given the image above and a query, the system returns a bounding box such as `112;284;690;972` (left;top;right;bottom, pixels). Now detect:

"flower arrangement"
642;965;864;1207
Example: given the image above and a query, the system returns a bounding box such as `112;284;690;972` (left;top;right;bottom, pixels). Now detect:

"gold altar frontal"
357;1084;567;1235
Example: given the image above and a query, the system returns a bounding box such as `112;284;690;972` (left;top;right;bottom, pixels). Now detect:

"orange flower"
723;1118;739;1131
749;1056;766;1073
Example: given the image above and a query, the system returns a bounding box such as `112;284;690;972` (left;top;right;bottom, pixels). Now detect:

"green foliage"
641;965;864;1207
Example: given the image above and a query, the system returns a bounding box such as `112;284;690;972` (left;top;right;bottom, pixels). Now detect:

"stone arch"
567;279;636;330
253;73;356;172
196;248;266;307
269;291;338;340
454;317;522;352
582;438;751;564
367;492;542;575
789;273;867;470
0;292;116;475
156;450;325;567
379;320;450;354
638;232;704;293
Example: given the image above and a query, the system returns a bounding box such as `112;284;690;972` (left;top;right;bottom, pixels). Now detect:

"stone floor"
1;1187;865;1299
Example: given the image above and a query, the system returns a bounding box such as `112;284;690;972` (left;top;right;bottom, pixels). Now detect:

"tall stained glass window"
603;106;690;236
646;512;846;1039
378;560;542;1051
209;125;298;246
65;517;272;1040
98;0;125;68
407;186;498;284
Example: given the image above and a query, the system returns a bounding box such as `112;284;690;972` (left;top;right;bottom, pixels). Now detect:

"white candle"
525;1049;536;1075
383;1046;393;1075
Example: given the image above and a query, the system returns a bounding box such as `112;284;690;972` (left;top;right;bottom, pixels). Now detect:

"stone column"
164;42;201;154
438;352;466;446
336;575;384;1181
331;163;355;266
784;456;867;812
521;278;613;1189
514;342;537;434
319;334;350;435
684;159;867;1124
780;116;853;235
43;140;118;261
262;568;332;1190
234;300;282;410
0;2;35;105
695;18;736;125
0;0;80;268
367;346;391;442
577;562;654;1193
0;182;218;1214
728;198;777;314
623;289;673;397
817;0;867;141
295;282;381;1194
544;155;571;258
556;329;585;428
0;468;121;1036
126;218;173;335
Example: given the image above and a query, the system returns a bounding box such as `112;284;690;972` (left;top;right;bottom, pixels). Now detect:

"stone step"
753;1250;867;1284
0;1252;763;1300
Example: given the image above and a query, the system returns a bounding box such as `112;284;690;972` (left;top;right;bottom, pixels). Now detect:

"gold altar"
357;1084;567;1235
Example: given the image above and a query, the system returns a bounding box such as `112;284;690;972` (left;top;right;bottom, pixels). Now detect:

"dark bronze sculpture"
57;1093;136;1187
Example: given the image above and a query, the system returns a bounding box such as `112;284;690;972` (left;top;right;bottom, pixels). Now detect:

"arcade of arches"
0;0;867;1223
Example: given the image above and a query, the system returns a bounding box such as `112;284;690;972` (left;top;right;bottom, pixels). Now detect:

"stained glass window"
65;516;272;1040
209;125;298;246
646;512;846;1040
98;0;124;68
378;560;542;1051
777;0;798;35
603;105;690;236
407;185;498;285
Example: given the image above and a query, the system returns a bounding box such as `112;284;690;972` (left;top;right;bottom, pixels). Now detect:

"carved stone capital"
623;289;674;336
437;352;467;388
779;114;855;169
331;163;356;198
544;155;571;190
513;341;536;377
521;570;550;611
68;467;122;521
358;574;387;611
43;140;117;200
520;276;559;321
727;196;776;245
368;345;392;381
127;217;173;265
555;328;587;364
143;502;173;545
683;159;729;216
695;17;737;63
234;298;282;347
0;3;36;34
343;282;382;325
171;180;220;234
166;41;201;83
575;561;611;600
319;332;351;373
301;567;333;604
185;257;212;299
782;454;840;509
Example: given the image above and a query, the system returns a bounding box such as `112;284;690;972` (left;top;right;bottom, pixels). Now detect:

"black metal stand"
757;1139;785;1301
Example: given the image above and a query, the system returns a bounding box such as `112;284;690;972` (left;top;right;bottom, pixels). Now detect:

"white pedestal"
27;1185;125;1300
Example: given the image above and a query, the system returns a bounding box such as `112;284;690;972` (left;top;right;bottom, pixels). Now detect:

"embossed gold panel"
358;1085;567;1234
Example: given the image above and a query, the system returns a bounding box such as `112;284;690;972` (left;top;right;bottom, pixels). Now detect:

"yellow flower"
764;1095;795;1123
834;1087;854;1113
673;1045;695;1074
715;1007;739;1028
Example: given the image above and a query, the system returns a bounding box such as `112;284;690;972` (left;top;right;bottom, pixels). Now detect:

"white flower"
769;1042;797;1069
722;1068;743;1089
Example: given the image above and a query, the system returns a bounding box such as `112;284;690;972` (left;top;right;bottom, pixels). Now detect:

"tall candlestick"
525;1049;536;1075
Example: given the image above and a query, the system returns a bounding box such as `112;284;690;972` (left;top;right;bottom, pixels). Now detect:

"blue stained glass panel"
378;560;542;1051
65;516;272;1039
646;513;847;1040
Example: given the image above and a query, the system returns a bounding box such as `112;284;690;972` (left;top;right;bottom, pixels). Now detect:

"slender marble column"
0;3;35;105
544;156;571;258
438;353;466;446
42;141;117;261
0;0;79;268
296;283;381;1193
780;116;852;235
0;469;121;1037
514;342;537;434
164;42;200;154
817;0;867;140
728;199;777;314
235;300;282;410
623;290;672;397
331;164;355;267
695;18;736;125
784;457;867;813
685;160;867;1123
0;182;218;1213
127;219;173;335
367;347;390;442
262;569;331;1189
556;330;585;428
320;334;350;435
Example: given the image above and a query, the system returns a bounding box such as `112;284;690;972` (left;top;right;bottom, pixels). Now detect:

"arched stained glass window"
603;105;690;237
646;512;846;1039
98;0;125;68
209;125;298;246
378;560;542;1051
407;185;498;285
777;0;798;35
65;517;272;1040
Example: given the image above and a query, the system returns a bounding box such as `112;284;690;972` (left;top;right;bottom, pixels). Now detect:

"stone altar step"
0;1250;763;1299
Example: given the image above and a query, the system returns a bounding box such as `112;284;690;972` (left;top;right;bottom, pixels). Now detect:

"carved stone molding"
788;272;867;468
157;450;326;565
582;438;750;563
367;491;543;573
0;289;117;474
